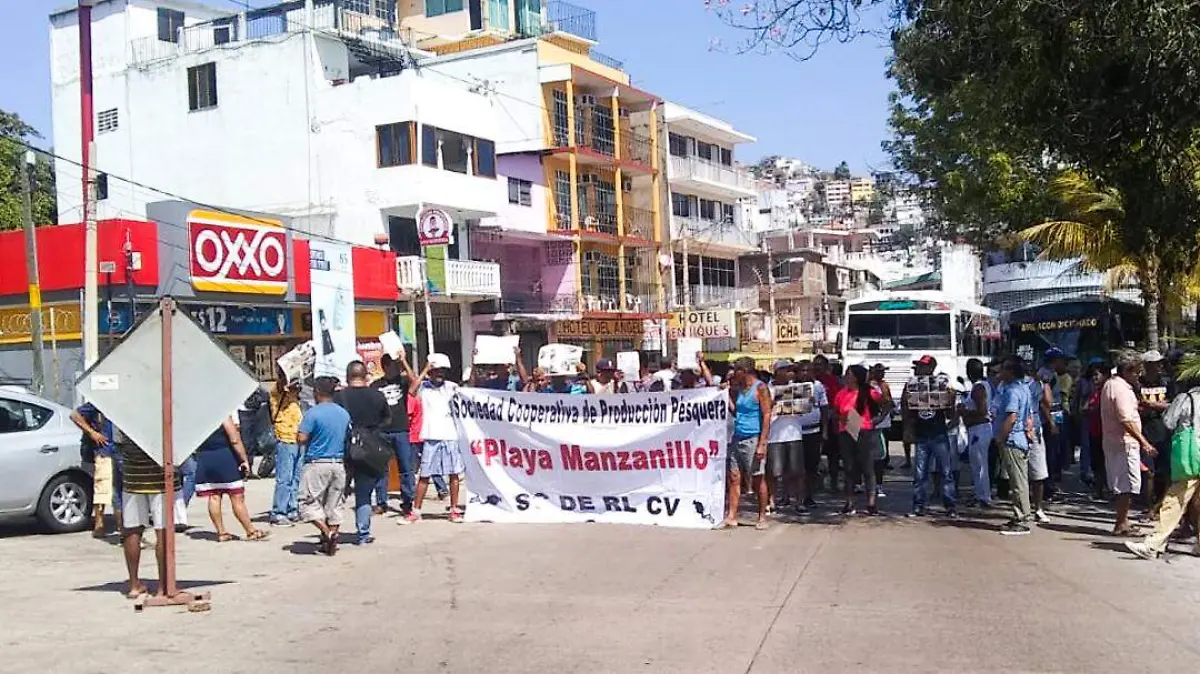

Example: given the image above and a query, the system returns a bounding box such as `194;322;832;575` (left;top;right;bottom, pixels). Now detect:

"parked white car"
0;387;93;532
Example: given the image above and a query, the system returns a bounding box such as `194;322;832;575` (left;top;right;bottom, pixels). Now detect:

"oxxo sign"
188;209;288;295
667;310;737;340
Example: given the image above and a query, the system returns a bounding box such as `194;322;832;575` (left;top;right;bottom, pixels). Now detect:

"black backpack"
347;426;392;476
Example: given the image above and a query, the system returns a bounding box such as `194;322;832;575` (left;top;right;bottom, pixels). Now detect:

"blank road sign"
76;302;260;466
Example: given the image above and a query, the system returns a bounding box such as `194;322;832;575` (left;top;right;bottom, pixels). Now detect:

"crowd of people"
69;343;1200;599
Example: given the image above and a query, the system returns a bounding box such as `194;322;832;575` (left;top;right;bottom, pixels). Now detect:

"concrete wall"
479;153;547;235
425;44;545;153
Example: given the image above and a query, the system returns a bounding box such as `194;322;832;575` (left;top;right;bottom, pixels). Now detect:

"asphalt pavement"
1;448;1198;674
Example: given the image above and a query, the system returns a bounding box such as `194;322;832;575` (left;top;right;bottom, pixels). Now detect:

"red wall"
0;219;160;296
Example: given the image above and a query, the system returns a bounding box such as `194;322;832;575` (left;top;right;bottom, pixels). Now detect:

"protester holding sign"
794;360;829;512
902;356;958;518
472;344;527;392
268;372;305;527
372;353;417;513
589;359;629;394
404;354;466;524
678;354;713;390
719;357;773;530
767;360;805;511
833;365;884;516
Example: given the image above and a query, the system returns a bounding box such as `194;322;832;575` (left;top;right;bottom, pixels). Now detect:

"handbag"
1170;393;1200;481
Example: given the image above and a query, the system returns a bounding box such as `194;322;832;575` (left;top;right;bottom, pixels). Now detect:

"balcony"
132;0;417;71
671;215;756;251
552;113;655;172
669;156;756;199
674;285;760;311
396;257;501;298
485;290;581;316
518;1;597;42
622;205;656;243
581;283;663;315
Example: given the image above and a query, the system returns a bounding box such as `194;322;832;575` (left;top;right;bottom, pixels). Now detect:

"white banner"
453;388;728;529
309;241;356;382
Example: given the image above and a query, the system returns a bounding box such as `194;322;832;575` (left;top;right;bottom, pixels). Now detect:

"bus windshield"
846;312;952;351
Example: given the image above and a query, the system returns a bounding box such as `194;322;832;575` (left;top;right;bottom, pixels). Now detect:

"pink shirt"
1100;376;1140;452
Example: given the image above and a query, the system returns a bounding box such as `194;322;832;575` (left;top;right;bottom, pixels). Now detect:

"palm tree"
1016;171;1176;349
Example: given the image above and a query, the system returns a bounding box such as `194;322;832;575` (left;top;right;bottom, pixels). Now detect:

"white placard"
676;337;702;371
457;387;728;529
378;331;405;360
309;241;356;382
474;335;519;365
538;344;583;376
617;351;641;383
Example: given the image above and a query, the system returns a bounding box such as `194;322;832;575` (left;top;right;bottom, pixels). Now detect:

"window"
721;203;735;224
720;147;732;166
582;250;619;298
668;132;689;158
376;122;414;168
474;138;496;178
426;0;465;17
701;256;735;288
421;124;438;167
0;398;53;433
157;7;185;43
552;89;570;146
698;198;717;221
696;141;716;162
187;63;218;111
554;170;571;225
508;177;532;206
97;108;119;134
671;192;691;218
387;216;421;256
846;313;952;351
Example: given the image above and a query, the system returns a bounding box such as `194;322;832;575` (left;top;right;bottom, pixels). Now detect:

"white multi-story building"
50;0;507;368
823;179;852;215
661;102;757;311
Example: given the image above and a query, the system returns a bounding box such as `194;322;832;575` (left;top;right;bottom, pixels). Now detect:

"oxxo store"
0;204;399;399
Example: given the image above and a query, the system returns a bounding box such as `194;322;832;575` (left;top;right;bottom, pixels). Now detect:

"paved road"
2;454;1199;674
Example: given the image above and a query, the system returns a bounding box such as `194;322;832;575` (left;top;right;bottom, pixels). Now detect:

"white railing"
669;156;755;193
672;216;756;248
396;257;501;298
674;285;760;310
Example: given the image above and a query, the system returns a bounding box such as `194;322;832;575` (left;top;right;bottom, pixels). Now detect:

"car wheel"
36;473;92;533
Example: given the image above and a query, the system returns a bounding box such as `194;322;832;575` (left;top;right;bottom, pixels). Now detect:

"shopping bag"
1171;394;1200;480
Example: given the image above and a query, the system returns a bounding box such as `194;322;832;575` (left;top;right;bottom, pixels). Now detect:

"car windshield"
847;312;952;351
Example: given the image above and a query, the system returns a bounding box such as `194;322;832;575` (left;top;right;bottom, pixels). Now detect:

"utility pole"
80;0;100;367
765;235;778;355
19;149;46;395
681;231;690;311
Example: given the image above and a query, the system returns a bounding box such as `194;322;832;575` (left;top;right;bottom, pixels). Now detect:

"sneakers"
1034;509;1051;524
999;521;1032;536
356;534;376;545
398;511;422;525
875;486;887;498
840;504;857;516
945;509;959;520
853;484;865;495
794;503;811;515
1124;540;1160;560
907;508;926;518
449;510;464;524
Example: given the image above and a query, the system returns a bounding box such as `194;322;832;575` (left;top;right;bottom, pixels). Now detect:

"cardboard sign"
378;331;405;360
904;375;956;411
538;344;583;376
676;337;702;372
617;351;641;384
772;382;815;416
475;335;519;365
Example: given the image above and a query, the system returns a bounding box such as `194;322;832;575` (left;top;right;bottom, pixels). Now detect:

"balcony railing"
620;122;654;167
623;205;655;241
552;114;654;168
669;156;755;192
132;0;412;65
589;49;624;70
518;1;597;42
396;256;501;297
490;290;581;315
674;285;759;310
581;284;662;313
672;215;755;248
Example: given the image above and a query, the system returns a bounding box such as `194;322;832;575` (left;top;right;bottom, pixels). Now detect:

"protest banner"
453;387;728;529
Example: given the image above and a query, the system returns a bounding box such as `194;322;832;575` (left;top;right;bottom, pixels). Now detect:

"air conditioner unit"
621;177;633;192
577;94;597;107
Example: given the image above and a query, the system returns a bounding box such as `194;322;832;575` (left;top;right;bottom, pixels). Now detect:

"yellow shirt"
269;388;303;444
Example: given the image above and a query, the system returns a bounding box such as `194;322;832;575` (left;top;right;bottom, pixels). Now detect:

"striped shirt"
119;443;182;495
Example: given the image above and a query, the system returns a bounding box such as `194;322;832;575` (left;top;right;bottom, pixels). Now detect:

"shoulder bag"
1170;392;1200;481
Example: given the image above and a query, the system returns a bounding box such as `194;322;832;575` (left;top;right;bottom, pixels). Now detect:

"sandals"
244;529;269;542
216;533;236;543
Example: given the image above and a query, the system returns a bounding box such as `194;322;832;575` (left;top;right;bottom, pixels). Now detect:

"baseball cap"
773;359;793;372
871;363;888;372
1142;349;1165;363
913;355;937;367
1043;347;1066;361
429;352;452;370
595;358;616;371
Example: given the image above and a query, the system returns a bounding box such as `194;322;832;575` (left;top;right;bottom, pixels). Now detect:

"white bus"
841;290;1003;392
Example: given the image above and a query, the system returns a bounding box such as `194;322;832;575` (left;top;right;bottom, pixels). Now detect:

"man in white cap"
403;353;465;524
1138;349;1175;508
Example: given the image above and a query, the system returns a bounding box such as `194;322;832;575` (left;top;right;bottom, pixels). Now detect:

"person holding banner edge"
719;357;773;530
403;354;466;524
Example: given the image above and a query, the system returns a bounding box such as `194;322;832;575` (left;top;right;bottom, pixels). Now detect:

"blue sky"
0;0;894;173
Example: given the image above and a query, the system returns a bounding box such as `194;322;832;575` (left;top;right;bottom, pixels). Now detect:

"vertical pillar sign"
418;207;453;296
309;241;356;381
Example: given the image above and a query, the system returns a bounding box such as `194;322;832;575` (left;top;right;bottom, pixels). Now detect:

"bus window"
847;313;951;351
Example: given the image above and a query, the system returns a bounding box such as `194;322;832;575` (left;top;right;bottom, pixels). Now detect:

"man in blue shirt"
297;376;351;556
71;400;116;537
997;356;1034;535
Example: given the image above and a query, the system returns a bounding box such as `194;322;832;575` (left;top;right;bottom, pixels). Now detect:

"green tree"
833;160;851;180
1;109;57;231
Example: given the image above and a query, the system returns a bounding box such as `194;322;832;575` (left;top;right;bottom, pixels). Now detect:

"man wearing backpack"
335;360;391;545
1125;381;1200;560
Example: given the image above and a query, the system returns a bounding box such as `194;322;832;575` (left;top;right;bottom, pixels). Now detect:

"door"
0;395;73;513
